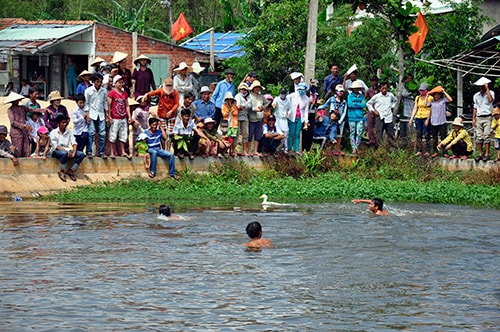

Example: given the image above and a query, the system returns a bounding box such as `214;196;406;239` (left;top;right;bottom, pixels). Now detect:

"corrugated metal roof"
0;23;92;54
181;30;246;59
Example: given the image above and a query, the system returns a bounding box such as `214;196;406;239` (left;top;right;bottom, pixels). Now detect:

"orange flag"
172;13;193;42
408;12;428;55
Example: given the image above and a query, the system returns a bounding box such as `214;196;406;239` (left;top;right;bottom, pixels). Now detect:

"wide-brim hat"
133;54;152;66
4;92;24;104
0;125;8;135
492;108;500;116
191;62;205;74
349;81;364;90
78;70;93;79
290;72;303;80
48;90;63;101
224;91;235;102
174;62;192;73
128;97;139;107
249;80;265;91
310;79;319;87
428;86;444;95
112;51;128;64
200;86;211;94
473;77;491;86
204;117;216;124
452;117;464;127
90;57;105;67
345;64;357;76
238;83;250;91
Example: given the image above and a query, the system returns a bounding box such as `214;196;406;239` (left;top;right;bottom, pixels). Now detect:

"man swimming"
352;198;389;215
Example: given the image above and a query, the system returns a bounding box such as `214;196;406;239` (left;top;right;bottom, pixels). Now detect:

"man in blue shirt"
145;117;178;179
323;64;343;98
211;68;235;127
193;86;216;123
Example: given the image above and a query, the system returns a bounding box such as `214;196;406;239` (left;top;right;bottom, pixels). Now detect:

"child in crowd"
437;117;473;160
352;198;389;215
425;86;453;158
201;117;230;158
244;221;273;248
312;109;337;149
131;95;150;154
26;110;45;154
24;87;42;109
221;92;239;156
0;125;19;166
32;126;50;160
72;94;90;153
235;84;252;156
127;97;141;151
134;132;150;171
107;75;132;159
272;88;290;152
172;108;201;160
490;105;500;162
219;120;236;156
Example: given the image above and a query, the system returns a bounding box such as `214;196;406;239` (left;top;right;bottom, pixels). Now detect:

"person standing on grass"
425;86;453;158
347;81;366;155
211;68;235;127
472;77;495;162
366;82;397;148
409;82;433;157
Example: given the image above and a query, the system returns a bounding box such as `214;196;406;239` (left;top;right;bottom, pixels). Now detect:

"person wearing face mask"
272;88;291;152
287;83;310;154
409;82;433;157
317;84;347;155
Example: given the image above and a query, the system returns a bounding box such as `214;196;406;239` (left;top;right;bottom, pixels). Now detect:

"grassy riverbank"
46;148;500;208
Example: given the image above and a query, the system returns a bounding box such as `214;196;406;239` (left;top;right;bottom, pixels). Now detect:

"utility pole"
304;0;319;84
160;0;176;42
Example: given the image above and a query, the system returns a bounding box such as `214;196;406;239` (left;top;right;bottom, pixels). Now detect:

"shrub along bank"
45;148;500;208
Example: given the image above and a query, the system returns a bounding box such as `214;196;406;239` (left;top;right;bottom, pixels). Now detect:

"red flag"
408;12;428;55
172;13;193;42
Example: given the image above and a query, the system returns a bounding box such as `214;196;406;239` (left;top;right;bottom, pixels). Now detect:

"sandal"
460;155;468;161
178;154;185;160
110;155;116;160
66;171;77;181
148;172;155;178
171;174;180;180
188;154;195;160
121;154;132;160
449;155;459;159
474;156;482;162
58;171;67;182
482;156;489;162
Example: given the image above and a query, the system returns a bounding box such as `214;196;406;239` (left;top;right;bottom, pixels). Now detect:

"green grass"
44;149;500;208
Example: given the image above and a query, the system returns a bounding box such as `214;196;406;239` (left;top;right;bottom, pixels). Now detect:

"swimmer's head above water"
159;205;172;217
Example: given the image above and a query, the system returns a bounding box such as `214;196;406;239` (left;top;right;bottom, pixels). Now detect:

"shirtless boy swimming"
352;198;389;215
244;221;273;248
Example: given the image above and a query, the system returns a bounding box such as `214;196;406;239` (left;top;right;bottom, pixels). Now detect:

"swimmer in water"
244;221;273;248
352;198;389;215
158;204;181;220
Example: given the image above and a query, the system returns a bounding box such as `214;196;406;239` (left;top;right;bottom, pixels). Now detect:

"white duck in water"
260;194;290;206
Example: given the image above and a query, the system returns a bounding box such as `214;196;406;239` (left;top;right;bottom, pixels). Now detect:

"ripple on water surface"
0;202;499;331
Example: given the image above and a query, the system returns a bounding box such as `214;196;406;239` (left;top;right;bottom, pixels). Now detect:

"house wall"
94;23;209;86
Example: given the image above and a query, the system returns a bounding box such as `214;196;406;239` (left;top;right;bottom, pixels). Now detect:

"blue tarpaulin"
181;30;246;59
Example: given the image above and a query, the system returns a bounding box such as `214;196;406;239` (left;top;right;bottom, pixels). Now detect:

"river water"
0;201;498;331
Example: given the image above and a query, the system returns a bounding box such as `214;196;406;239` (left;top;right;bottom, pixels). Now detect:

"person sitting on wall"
0;125;19;166
436;117;473;160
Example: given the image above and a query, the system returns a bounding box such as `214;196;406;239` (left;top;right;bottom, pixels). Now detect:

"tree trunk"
394;33;405;115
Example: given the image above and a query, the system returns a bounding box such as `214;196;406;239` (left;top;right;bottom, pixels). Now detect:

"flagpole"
210;29;215;72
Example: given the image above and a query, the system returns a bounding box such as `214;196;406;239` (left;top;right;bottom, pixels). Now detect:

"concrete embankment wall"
0;156;497;199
